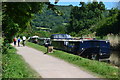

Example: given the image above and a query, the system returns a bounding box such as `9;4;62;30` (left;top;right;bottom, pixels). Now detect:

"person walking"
17;37;21;47
13;37;17;46
22;36;26;46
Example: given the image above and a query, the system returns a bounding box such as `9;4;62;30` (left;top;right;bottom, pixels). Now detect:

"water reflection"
109;51;120;67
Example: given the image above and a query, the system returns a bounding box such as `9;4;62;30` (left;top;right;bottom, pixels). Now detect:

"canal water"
109;50;120;67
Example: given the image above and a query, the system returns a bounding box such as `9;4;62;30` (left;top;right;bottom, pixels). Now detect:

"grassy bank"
26;42;119;79
2;45;40;78
26;42;47;53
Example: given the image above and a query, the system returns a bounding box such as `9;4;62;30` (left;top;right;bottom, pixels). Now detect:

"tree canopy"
2;2;59;43
2;2;44;42
66;1;120;37
3;1;120;42
66;1;105;36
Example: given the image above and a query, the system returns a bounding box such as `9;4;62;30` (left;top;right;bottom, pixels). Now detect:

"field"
26;42;119;79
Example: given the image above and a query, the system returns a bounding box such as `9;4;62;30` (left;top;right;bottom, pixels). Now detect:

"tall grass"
106;34;120;50
26;42;119;79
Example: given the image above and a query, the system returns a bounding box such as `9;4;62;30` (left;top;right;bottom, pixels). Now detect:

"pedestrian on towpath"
22;36;26;46
18;37;21;47
13;37;17;46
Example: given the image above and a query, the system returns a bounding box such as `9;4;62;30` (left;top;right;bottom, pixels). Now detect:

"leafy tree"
2;2;60;43
96;10;120;36
109;8;119;16
2;2;44;43
2;2;60;54
66;1;105;36
52;25;66;33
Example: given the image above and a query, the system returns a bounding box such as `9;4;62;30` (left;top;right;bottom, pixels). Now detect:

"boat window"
64;41;69;46
68;42;75;48
83;41;109;48
83;41;100;48
100;41;109;48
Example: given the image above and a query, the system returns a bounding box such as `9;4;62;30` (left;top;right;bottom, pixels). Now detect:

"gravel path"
14;44;98;78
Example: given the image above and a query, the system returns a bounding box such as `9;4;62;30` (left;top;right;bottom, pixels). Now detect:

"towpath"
13;44;98;78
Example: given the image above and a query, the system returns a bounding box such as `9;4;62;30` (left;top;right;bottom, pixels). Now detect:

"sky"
50;0;119;9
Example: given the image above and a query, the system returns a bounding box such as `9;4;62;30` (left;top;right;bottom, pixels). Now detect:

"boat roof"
51;34;69;35
52;39;108;42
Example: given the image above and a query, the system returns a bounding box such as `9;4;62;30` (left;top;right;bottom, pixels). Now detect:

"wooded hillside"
31;2;120;37
31;4;72;33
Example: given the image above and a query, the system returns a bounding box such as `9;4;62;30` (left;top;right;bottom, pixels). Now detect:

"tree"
2;2;43;42
2;2;61;54
2;2;60;43
96;10;120;36
66;1;105;36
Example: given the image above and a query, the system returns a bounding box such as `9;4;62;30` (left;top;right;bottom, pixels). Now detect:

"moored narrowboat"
51;34;110;60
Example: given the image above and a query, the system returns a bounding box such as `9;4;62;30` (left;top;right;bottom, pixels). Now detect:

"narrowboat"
51;34;110;60
28;36;50;46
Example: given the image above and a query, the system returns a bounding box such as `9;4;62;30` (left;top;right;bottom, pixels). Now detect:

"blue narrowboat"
50;34;72;39
51;34;110;60
28;36;50;46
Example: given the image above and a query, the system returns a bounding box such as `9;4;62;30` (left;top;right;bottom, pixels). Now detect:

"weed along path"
13;45;98;78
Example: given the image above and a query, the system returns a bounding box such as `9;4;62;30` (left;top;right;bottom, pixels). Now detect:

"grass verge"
2;45;40;78
26;42;119;79
26;42;47;53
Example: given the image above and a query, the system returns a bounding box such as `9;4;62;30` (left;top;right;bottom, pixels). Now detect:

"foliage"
66;1;120;38
26;42;119;78
2;2;45;43
2;2;61;55
2;2;60;43
52;25;66;33
96;10;120;36
2;45;40;78
21;29;53;38
28;2;120;38
31;5;72;33
66;1;105;36
25;5;72;37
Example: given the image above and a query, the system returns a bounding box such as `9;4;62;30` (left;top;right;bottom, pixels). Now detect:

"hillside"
31;5;72;33
30;3;120;38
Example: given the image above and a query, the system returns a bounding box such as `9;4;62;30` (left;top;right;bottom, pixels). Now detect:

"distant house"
36;27;51;32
